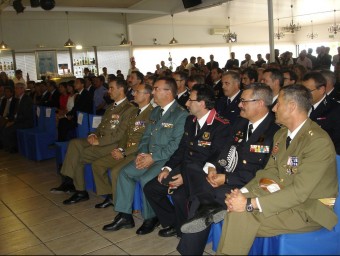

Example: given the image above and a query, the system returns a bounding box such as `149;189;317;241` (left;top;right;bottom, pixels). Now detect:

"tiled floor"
0;150;215;255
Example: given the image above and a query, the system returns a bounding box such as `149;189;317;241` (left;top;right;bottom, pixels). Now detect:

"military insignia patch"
234;131;243;143
202;132;210;140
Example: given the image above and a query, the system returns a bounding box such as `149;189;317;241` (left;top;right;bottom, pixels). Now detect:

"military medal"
271;142;279;160
286;156;298;175
202;132;210;140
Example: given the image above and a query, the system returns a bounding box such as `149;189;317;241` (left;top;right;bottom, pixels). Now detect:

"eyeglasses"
132;90;147;95
153;87;170;91
309;88;317;93
240;98;258;103
187;98;199;102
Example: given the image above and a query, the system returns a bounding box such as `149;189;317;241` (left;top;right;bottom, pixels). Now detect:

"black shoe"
63;191;89;205
181;203;226;234
136;217;160;235
158;226;177;237
95;196;114;208
102;214;135;231
50;183;76;194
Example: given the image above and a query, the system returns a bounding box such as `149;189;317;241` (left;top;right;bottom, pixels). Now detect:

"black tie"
227;98;231;105
158;108;164;121
247;124;253;140
196;121;201;135
286;136;292;149
136;109;141;116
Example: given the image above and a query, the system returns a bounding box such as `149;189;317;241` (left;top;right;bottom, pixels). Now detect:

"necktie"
158;108;164;121
247;124;253;140
136;108;141;117
196;121;201;135
227;98;231;105
286;136;292;149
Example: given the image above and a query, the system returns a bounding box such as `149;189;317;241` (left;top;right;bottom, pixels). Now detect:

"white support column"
267;0;275;63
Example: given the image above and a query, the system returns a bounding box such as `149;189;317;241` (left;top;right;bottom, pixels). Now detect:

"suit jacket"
225;59;239;70
14;94;34;129
328;89;340;102
212;114;279;188
118;104;154;157
176;89;190;109
245;119;338;230
87;85;95;99
94;98;136;146
212;80;224;100
67;89;93;121
216;90;242;124
309;96;340;154
138;101;188;162
48;89;60;108
39;91;51;106
207;61;219;71
165;109;231;196
0;97;16;120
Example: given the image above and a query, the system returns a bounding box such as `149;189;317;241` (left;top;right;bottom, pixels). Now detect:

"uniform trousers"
216;209;321;255
177;182;230;255
144;177;188;234
61;138;116;190
92;154;136;200
114;159;167;219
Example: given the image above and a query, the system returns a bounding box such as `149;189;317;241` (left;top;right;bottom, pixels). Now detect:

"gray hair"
244;83;273;109
320;70;336;86
281;84;312;113
222;71;241;84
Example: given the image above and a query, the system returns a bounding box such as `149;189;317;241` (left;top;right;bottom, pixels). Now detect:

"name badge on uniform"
250;145;270;153
198;140;211;147
286;156;298;175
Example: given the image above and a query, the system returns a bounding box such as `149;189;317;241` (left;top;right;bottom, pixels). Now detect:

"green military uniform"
92;104;154;199
217;119;338;255
114;101;188;220
61;99;136;190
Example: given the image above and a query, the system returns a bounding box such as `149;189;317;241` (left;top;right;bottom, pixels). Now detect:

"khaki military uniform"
92;104;154;199
61;99;136;190
217;119;338;255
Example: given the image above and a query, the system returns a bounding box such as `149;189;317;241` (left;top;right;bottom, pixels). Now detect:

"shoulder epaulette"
215;115;230;124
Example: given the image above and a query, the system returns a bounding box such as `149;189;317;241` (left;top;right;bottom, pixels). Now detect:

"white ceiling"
2;0;340;27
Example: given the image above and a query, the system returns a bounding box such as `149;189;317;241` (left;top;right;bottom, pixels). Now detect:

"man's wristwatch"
118;148;126;157
246;198;254;212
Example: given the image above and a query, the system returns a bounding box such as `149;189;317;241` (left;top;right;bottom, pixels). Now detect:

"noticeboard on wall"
35;50;58;80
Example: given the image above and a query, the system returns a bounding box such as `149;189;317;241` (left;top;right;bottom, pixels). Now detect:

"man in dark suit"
206;54;219;71
210;67;224;100
173;71;190;109
38;81;50;106
45;80;60;108
143;84;231;238
224;52;239;70
102;77;188;235
216;71;242;124
57;78;93;142
262;68;284;109
320;70;340;102
302;72;340;154
1;83;34;152
126;71;144;102
178;83;279;255
84;76;95;99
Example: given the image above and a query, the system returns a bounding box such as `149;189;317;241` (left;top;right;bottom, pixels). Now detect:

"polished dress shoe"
158;226;177;237
181;203;226;234
95;196;113;208
50;182;75;194
102;214;135;231
63;191;89;205
136;217;160;235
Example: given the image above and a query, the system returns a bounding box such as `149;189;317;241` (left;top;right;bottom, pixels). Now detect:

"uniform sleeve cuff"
203;162;215;174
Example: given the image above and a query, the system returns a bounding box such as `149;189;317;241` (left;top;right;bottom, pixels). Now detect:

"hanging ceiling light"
274;19;284;40
0;15;9;50
119;34;128;46
282;4;301;34
307;20;318;39
169;14;179;45
64;11;75;48
223;17;237;43
328;9;340;34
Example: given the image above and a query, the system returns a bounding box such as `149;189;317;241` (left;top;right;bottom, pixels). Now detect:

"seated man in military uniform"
178;83;280;255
